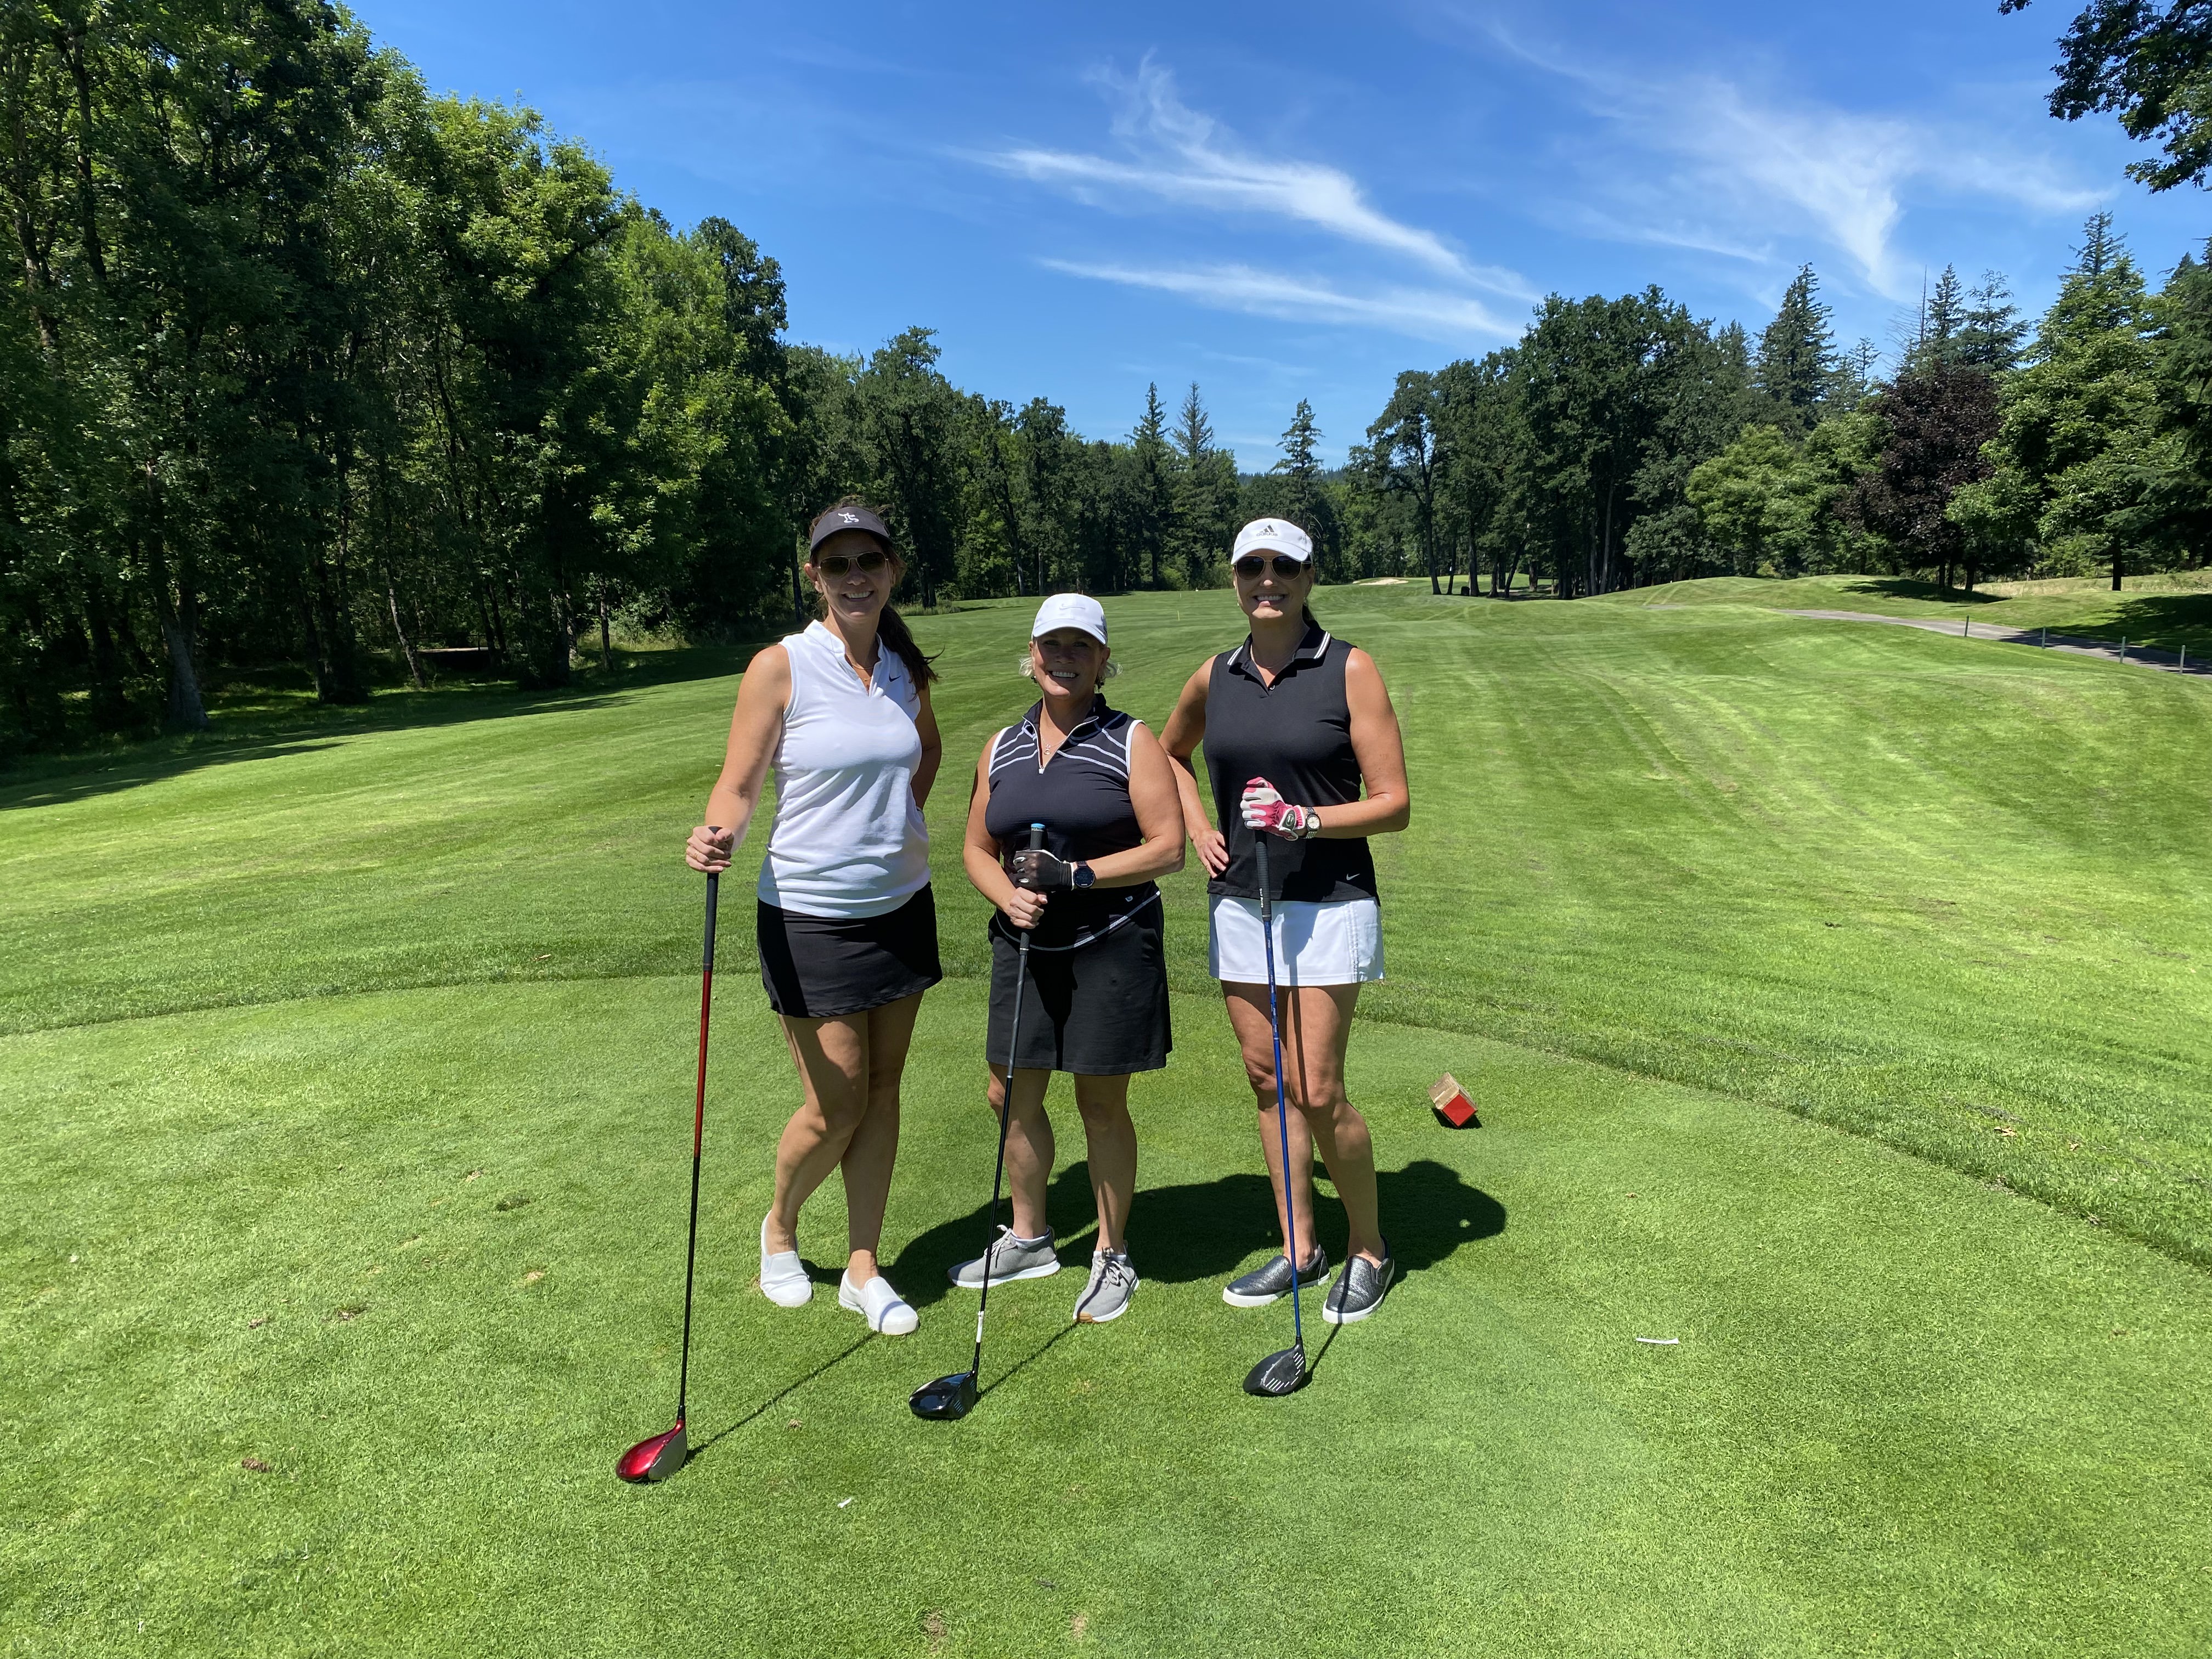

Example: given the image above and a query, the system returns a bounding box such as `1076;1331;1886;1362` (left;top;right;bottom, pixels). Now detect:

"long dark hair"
808;496;939;686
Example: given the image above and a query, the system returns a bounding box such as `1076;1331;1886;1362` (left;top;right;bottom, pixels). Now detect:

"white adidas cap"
1031;592;1108;646
1233;518;1313;563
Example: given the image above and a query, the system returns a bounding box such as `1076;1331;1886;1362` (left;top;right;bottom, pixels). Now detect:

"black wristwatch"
1071;861;1096;890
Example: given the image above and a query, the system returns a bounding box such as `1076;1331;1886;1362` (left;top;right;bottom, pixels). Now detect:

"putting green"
4;582;2210;1654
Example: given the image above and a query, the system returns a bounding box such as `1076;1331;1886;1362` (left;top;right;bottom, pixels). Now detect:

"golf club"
1244;827;1310;1397
617;861;720;1482
911;820;1047;1420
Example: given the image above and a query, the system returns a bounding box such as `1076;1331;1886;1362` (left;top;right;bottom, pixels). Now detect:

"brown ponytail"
876;603;938;686
807;495;939;686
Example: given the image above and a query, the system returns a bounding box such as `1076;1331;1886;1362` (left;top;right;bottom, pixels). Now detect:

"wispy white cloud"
978;57;1530;342
980;58;1530;298
1041;259;1520;343
1482;24;2104;298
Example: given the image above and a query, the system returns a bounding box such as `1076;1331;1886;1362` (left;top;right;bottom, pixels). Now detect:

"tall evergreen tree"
1754;265;1836;431
1125;382;1174;590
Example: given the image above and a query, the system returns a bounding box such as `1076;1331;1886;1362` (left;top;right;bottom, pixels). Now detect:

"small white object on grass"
837;1497;853;1508
1635;1336;1680;1345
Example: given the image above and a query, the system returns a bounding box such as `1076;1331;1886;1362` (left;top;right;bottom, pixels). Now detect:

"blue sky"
359;0;2209;469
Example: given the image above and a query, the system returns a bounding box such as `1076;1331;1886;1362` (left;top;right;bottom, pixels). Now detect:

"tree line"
1353;222;2212;601
7;0;2210;760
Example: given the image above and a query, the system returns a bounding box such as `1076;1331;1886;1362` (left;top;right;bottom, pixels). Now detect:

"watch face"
1074;863;1094;888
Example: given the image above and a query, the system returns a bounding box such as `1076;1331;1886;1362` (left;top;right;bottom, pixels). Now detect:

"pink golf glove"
1242;777;1318;840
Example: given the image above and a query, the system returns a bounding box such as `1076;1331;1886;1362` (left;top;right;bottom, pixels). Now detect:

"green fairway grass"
1620;569;2212;656
5;583;2211;1654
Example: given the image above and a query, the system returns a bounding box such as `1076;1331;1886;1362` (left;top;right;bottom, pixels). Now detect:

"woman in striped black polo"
953;594;1184;1325
1162;518;1412;1327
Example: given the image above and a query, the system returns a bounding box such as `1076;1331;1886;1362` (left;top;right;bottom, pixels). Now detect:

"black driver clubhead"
1243;1345;1309;1397
910;1371;979;1420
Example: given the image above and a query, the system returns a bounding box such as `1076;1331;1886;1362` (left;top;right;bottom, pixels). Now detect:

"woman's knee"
810;1082;872;1138
1073;1087;1133;1130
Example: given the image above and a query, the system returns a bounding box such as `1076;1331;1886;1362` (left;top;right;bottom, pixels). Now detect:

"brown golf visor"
808;504;893;555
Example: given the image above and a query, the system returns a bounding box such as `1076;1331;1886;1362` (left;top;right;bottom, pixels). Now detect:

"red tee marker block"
1430;1073;1479;1128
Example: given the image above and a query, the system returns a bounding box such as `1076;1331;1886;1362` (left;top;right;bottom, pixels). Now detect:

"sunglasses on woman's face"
1234;555;1306;580
815;549;888;577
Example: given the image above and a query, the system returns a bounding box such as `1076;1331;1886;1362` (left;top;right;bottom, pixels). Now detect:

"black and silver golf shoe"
1321;1246;1395;1324
1222;1246;1328;1308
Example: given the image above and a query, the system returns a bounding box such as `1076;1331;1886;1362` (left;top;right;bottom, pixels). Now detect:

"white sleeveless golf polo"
757;620;930;918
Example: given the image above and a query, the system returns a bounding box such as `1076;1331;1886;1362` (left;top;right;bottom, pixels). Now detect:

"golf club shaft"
974;821;1047;1379
1256;835;1304;1356
675;865;719;1424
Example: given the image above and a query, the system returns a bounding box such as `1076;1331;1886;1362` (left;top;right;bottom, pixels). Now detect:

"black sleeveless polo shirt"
984;697;1160;952
1203;619;1379;904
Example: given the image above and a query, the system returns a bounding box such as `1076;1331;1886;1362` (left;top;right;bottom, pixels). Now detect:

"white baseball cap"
1031;592;1108;645
1233;518;1314;564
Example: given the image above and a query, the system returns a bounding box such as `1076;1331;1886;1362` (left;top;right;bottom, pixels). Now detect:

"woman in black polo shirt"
956;594;1184;1325
1162;518;1412;1326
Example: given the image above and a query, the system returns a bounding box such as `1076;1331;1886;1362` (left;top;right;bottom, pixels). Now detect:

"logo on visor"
839;512;860;524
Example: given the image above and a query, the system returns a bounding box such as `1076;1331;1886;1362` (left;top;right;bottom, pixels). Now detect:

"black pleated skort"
987;901;1171;1076
757;886;942;1019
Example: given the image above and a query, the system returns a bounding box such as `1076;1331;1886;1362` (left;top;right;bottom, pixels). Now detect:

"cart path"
1775;607;2211;675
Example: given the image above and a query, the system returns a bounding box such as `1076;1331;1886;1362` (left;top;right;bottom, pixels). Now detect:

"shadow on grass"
882;1156;1504;1311
0;642;766;812
2088;591;2212;648
689;1331;876;1459
1830;576;2006;606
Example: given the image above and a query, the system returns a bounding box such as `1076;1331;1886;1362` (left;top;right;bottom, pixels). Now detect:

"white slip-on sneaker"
760;1215;812;1308
839;1271;918;1336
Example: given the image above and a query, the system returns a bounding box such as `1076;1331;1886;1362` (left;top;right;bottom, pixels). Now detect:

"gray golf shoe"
950;1226;1062;1289
1073;1250;1137;1323
1322;1246;1395;1324
1221;1246;1328;1308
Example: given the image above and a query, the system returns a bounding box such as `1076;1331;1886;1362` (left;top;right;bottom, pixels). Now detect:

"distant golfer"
953;594;1184;1323
1163;518;1410;1324
685;500;943;1338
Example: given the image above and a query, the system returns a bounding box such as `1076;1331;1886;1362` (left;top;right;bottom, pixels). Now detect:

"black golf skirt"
987;902;1171;1076
757;886;942;1020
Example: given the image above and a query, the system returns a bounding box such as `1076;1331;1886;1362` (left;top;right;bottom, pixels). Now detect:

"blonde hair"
1019;655;1120;680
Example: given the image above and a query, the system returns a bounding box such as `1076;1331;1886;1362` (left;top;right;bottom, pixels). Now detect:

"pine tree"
1175;382;1214;462
1957;272;2028;372
1754;265;1835;430
1127;382;1174;589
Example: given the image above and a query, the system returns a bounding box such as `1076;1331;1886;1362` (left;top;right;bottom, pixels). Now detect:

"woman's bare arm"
685;645;790;872
1159;659;1226;876
911;679;943;809
1311;647;1409;838
963;738;1049;931
1081;721;1185;887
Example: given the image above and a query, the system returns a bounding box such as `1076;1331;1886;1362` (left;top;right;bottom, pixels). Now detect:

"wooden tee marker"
1430;1073;1480;1128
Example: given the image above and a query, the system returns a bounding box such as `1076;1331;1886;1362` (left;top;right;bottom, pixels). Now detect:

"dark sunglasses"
1234;555;1306;580
815;549;888;577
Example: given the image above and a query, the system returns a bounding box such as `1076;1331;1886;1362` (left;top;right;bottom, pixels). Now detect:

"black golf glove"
1009;847;1075;890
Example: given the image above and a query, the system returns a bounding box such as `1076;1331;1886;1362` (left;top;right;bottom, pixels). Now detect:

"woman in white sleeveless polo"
685;500;943;1337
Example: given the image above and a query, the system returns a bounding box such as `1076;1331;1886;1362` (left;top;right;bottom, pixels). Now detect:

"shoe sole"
1075;1279;1138;1323
1321;1263;1395;1325
1222;1266;1327;1308
950;1259;1063;1289
1221;1285;1283;1308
